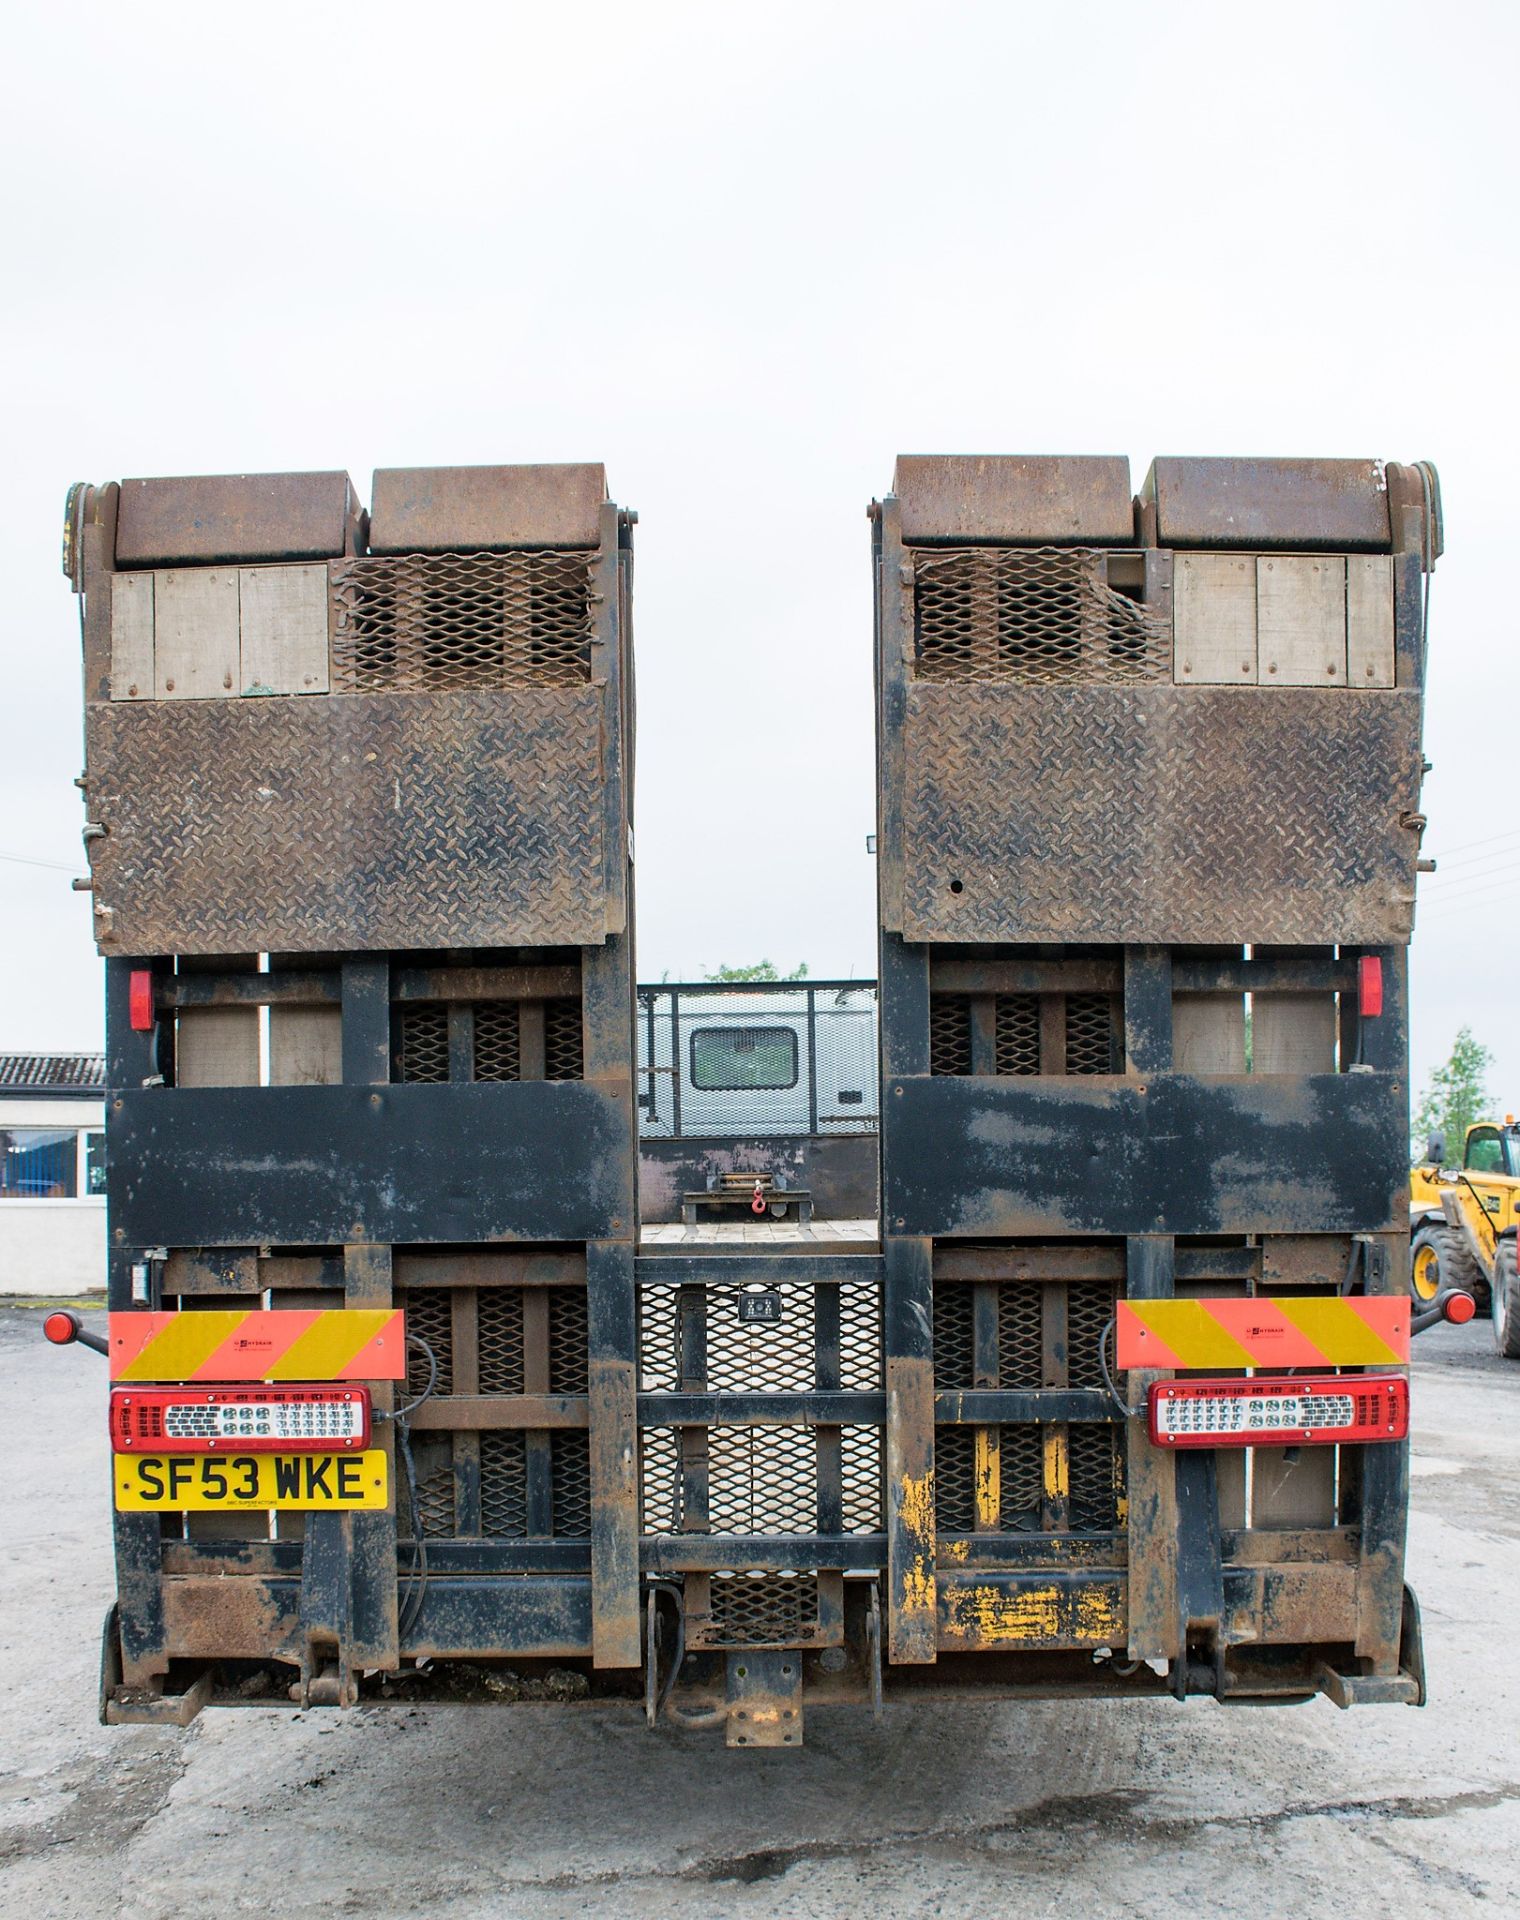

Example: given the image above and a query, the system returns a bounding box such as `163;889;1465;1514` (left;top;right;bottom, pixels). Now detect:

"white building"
0;1054;106;1297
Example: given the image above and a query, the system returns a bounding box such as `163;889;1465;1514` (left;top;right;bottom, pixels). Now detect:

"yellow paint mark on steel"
940;1537;969;1563
1128;1300;1256;1369
1043;1427;1069;1511
899;1468;935;1543
116;1312;241;1383
1273;1296;1405;1366
897;1469;938;1619
940;1579;1125;1648
974;1428;999;1533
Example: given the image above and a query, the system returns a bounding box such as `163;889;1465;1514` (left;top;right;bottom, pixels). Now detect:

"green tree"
705;960;809;983
1413;1026;1494;1162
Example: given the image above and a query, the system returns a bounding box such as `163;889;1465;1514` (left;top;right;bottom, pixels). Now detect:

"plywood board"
1253;994;1338;1074
109;573;155;701
1256;555;1346;686
153;568;240;700
1174;553;1256;683
269;1005;342;1084
1172;995;1246;1072
176;1008;260;1086
1347;554;1394;688
239;564;329;695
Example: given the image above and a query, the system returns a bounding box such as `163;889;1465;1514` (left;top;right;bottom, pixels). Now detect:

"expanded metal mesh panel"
813;996;879;1132
930;995;972;1076
398;1004;449;1083
1067;1281;1119;1390
994;995;1040;1074
998;1424;1044;1533
636;1292;679;1393
638;1425;682;1533
935;1425;976;1532
407;1436;456;1539
1068;1424;1124;1532
636;1284;880;1393
1066;994;1118;1074
635;984;878;1139
837;1284;883;1390
706;1426;817;1534
545;998;584;1080
551;1430;592;1537
996;1284;1042;1389
473;1002;521;1081
933;1286;975;1389
705;1287;817;1392
413;1465;456;1539
840;1424;883;1532
402;1290;454;1395
330;551;593;693
703;1572;819;1648
548;1289;589;1394
477;1288;526;1396
911;547;1169;686
480;1431;529;1537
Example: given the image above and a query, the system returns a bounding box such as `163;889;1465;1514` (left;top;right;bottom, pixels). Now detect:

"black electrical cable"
381;1334;438;1424
385;1334;438;1641
647;1580;725;1728
1097;1316;1130;1419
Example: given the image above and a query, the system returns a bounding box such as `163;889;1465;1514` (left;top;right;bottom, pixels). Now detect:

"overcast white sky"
2;0;1515;1112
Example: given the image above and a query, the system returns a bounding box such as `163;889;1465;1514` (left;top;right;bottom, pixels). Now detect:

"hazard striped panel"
109;1310;406;1383
1115;1297;1408;1371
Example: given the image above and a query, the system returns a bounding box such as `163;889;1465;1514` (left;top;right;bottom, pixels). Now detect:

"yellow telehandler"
1410;1119;1520;1356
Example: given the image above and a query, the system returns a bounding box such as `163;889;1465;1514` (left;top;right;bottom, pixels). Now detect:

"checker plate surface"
898;685;1422;945
86;688;607;953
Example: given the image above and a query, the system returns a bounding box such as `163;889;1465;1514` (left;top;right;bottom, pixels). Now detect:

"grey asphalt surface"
1;1302;1516;1919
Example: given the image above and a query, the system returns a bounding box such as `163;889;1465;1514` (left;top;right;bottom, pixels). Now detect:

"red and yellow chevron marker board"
1116;1297;1409;1371
110;1310;405;1383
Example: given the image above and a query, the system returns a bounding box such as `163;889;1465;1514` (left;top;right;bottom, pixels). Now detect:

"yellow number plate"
114;1450;388;1512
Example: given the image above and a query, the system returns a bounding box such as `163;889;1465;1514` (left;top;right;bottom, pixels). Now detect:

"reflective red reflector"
44;1310;81;1345
1444;1291;1477;1325
109;1385;372;1453
1358;954;1384;1019
1148;1373;1408;1448
128;969;154;1031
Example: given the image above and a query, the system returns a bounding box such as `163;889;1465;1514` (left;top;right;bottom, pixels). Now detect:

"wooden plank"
109;572;155;701
1253;994;1337;1074
1172;995;1245;1073
1252;1445;1335;1529
1174;553;1256;683
1257;555;1346;686
268;1005;342;1085
175;1012;260;1086
239;563;329;695
153;568;240;700
1347;554;1395;688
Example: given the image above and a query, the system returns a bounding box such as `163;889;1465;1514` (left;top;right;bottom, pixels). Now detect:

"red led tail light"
1148;1373;1407;1449
109;1385;371;1453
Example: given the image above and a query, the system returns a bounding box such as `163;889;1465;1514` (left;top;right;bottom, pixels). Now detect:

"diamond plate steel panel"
899;686;1422;945
86;689;607;953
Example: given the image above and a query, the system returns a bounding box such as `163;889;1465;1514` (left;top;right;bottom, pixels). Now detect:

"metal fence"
637;982;878;1139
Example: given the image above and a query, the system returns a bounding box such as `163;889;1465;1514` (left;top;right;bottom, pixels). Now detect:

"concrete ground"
1;1303;1516;1920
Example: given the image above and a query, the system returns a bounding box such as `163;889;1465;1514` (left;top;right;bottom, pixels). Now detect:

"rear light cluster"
110;1386;371;1453
1148;1373;1408;1448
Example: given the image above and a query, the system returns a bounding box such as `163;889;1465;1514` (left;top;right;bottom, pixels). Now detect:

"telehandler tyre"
1492;1237;1520;1360
1410;1225;1445;1305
